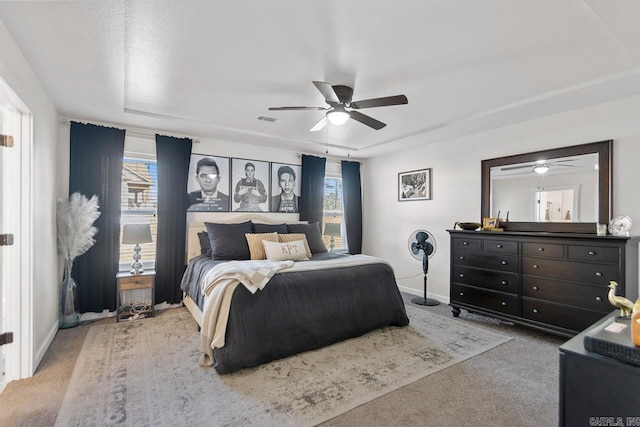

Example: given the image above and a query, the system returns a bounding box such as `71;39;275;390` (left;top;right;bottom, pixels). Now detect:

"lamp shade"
122;224;153;244
323;222;341;237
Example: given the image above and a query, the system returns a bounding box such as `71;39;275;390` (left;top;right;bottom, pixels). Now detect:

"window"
119;156;158;271
322;176;344;250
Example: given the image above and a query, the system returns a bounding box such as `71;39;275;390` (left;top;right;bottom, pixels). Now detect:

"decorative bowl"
456;222;481;231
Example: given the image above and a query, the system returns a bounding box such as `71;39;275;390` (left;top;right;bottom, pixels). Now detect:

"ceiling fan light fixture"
534;164;550;174
326;106;350;126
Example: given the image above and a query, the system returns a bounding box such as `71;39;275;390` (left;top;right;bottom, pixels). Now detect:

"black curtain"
69;122;125;313
341;160;363;254
155;135;192;304
299;154;326;226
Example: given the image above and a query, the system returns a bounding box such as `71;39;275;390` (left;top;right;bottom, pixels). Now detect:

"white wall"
0;21;59;376
363;94;640;302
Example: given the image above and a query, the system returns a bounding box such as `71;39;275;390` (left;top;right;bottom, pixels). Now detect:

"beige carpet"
55;305;511;426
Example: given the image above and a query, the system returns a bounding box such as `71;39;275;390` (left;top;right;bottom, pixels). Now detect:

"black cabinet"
559;311;640;426
448;230;637;336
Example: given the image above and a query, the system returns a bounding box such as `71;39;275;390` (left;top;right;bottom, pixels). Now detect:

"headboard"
186;215;308;261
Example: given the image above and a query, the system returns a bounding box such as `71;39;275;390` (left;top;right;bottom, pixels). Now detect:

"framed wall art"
187;154;230;212
230;158;270;212
270;162;302;213
398;168;431;201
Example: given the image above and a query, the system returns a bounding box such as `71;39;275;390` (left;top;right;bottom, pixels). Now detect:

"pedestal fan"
408;229;439;306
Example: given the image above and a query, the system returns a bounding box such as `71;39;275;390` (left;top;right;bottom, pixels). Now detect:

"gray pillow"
197;231;212;257
205;221;253;260
252;223;288;234
287;222;327;254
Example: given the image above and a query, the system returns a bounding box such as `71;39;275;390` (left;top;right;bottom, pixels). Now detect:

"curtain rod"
60;117;201;143
297;152;361;164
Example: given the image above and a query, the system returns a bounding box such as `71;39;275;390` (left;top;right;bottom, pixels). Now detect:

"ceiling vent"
257;115;277;122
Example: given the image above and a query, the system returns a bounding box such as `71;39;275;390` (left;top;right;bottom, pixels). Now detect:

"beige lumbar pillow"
278;233;312;258
263;239;310;261
245;232;280;260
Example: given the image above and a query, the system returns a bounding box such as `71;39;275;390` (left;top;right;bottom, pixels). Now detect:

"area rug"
55;305;511;426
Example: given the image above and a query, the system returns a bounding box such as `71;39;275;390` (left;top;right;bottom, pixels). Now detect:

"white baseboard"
397;284;450;304
33;320;58;375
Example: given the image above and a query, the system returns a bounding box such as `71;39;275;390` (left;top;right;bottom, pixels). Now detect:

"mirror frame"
481;140;612;233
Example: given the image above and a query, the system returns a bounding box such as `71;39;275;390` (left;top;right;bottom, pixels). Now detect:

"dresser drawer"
119;275;153;291
454;251;518;273
453;266;518;294
522;276;610;312
522;257;620;285
482;239;518;254
567;245;620;264
522;242;564;259
521;298;609;333
453;237;482;251
451;284;518;316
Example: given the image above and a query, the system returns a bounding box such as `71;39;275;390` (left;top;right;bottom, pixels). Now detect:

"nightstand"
116;270;155;322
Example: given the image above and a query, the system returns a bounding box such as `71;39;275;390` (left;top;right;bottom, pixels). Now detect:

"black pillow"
287;222;327;254
252;223;288;234
197;231;212;257
205;221;253;260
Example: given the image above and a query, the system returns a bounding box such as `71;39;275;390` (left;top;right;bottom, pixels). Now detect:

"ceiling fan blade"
349;110;386;130
309;116;328;132
501;164;535;171
350;95;408;109
312;81;340;104
268;106;326;111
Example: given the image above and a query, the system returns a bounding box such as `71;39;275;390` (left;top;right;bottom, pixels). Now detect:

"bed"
180;219;409;374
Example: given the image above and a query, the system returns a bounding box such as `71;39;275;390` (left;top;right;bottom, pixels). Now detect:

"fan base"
411;297;440;306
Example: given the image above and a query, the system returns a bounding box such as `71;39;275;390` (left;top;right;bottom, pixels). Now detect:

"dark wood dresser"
448;230;638;336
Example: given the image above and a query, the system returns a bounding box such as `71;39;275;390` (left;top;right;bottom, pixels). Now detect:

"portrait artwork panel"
270;162;302;213
398;168;432;201
187;154;231;212
231;158;270;212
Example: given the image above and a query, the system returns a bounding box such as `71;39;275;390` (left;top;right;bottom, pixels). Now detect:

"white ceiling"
1;0;640;159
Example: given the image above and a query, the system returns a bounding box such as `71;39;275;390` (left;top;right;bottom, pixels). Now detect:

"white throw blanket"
199;259;294;367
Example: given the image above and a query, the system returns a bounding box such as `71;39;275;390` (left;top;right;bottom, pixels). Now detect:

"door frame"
0;77;33;387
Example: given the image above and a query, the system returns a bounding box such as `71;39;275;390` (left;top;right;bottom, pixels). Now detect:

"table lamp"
122;224;152;274
323;222;341;252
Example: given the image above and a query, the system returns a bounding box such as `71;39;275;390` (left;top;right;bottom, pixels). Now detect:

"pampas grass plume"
56;192;101;270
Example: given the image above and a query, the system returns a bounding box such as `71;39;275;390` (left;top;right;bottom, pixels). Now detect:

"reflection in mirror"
490;153;598;223
481;140;612;233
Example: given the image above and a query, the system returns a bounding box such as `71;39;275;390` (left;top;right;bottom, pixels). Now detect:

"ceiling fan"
268;81;408;131
501;159;580;174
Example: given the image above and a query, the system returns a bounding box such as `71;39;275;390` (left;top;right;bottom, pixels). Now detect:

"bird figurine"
607;281;634;318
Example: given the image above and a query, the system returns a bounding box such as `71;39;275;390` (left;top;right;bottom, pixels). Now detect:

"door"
0;80;23;392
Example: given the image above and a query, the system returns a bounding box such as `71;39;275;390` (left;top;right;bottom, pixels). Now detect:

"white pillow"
263;239;310;261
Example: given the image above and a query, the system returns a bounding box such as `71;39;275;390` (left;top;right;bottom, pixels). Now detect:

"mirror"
481;140;612;233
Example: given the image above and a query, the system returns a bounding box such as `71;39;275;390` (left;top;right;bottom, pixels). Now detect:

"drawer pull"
463;241;469;245
459;273;465;278
501;301;507;306
459;292;464;296
496;244;503;248
588;251;596;255
595;296;602;301
595;272;602;277
500;280;508;285
538;247;544;252
459;256;465;260
532;309;539;314
532;286;539;291
532;264;539;269
500;260;508;265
